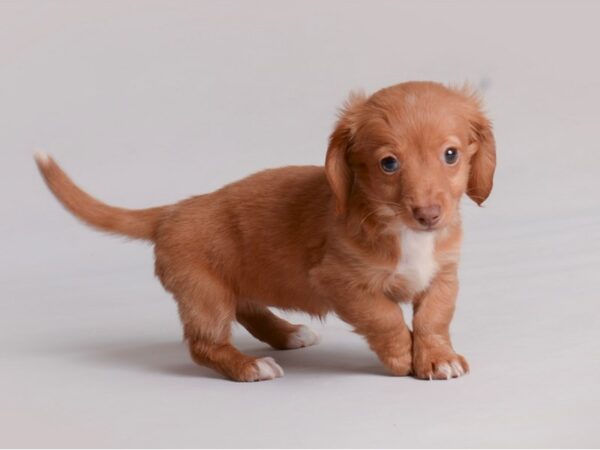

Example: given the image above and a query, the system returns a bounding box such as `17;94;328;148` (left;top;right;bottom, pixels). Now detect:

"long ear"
467;112;497;205
325;92;367;215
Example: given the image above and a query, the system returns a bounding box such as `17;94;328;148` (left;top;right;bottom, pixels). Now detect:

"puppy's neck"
394;226;439;294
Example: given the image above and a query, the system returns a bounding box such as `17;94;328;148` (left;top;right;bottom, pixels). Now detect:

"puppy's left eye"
443;147;459;165
380;156;400;174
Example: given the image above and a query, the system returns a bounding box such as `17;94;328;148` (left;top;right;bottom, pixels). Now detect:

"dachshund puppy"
36;81;495;382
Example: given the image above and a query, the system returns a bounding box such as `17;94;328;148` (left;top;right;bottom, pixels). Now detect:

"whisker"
363;195;404;209
359;209;381;227
359;206;399;228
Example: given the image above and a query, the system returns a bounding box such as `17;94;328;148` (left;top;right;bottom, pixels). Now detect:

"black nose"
412;205;441;227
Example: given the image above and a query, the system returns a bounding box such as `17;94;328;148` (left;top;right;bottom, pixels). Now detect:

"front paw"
413;345;469;380
375;331;413;376
382;352;412;376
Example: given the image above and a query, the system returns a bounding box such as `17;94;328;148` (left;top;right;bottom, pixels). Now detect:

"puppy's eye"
443;147;459;165
380;156;399;173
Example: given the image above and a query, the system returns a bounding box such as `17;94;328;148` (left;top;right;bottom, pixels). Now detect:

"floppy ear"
325;92;367;215
467;112;497;205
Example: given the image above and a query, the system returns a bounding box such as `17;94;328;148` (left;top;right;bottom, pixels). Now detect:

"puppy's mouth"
377;204;447;232
419;224;440;232
412;222;444;232
393;215;445;233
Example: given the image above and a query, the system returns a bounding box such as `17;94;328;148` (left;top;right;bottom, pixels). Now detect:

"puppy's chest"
392;229;439;294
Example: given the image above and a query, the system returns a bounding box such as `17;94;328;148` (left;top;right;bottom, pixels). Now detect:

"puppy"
36;81;495;382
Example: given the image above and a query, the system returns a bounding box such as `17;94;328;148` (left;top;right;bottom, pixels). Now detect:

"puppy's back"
153;165;333;308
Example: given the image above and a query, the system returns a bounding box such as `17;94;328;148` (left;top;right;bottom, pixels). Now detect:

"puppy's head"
325;81;496;231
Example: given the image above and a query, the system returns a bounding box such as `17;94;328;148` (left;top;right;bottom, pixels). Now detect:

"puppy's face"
326;82;496;232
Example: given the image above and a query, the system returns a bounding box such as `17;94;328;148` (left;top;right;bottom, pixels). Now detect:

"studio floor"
4;202;600;447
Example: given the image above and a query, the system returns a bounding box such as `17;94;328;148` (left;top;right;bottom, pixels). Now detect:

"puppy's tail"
34;152;166;241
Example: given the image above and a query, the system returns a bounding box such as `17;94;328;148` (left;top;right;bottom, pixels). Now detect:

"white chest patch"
394;228;438;293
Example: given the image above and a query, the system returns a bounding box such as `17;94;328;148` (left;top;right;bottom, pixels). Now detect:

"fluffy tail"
35;152;166;241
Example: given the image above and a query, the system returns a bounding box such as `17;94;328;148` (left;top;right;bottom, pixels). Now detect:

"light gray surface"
2;0;600;447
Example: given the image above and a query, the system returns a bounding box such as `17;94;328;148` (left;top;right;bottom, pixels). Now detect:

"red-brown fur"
35;81;496;381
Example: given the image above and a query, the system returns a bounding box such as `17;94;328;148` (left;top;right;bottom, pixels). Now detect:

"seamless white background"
2;0;599;447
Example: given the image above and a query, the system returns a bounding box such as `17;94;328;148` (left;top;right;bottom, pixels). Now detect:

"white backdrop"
2;0;599;447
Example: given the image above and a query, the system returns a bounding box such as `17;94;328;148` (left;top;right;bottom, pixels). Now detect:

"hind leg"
237;303;320;350
167;268;284;381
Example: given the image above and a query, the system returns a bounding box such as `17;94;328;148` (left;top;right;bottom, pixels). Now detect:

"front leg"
332;290;412;376
412;264;469;380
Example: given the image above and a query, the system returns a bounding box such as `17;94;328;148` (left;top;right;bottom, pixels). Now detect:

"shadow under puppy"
36;81;496;382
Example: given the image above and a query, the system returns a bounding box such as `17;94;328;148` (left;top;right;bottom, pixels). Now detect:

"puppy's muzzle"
412;204;441;228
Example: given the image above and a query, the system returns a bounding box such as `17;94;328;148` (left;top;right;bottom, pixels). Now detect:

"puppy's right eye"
380;156;400;174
